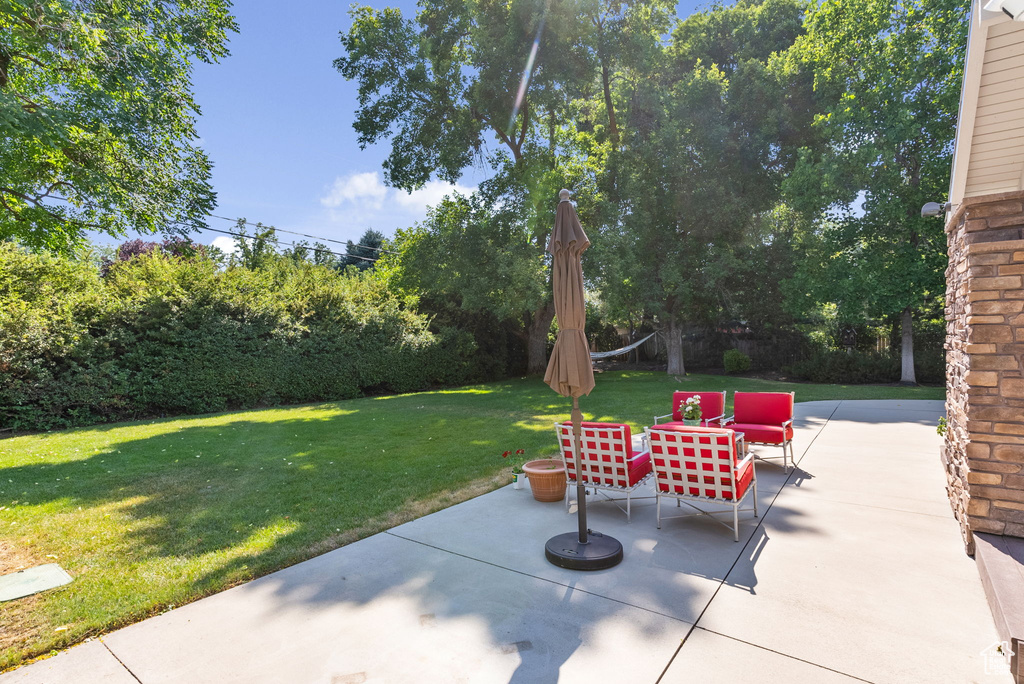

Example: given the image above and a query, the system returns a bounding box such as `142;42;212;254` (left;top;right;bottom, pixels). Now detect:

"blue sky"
99;0;707;253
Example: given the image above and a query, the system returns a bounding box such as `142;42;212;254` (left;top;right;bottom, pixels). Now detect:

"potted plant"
522;458;567;502
683;395;702;426
503;449;527;489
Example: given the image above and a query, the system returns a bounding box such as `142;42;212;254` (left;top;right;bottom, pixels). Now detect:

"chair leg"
753;473;759;517
626;490;632;523
656;494;662;529
733;504;739;542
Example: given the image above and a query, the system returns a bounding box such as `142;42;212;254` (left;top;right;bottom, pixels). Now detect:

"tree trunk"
628;323;638;365
666;315;686;376
900;306;916;385
526;301;557;375
601;63;619;149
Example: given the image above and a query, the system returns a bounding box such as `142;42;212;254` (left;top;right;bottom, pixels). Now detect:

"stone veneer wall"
943;190;1024;556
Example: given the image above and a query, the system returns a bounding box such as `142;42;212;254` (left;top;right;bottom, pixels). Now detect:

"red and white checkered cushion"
558;422;651;488
648;426;749;500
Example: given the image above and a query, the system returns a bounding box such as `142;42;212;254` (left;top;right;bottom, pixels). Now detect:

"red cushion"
733;392;793;426
663;417;729;428
626;451;652;485
733;457;754;500
671;391;726;422
726;422;793;444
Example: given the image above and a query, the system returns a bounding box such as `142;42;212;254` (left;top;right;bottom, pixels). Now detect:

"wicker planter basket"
523;458;567;502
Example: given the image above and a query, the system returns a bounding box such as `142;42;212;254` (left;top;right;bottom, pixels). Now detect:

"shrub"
788;350;899;384
0;245;479;431
723;349;751;373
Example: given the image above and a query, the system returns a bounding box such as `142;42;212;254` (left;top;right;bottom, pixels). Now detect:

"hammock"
590;332;657;360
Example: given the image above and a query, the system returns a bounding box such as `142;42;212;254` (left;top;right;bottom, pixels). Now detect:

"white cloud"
317;172;477;235
320;172;389;209
210;235;239;254
394;180;476;213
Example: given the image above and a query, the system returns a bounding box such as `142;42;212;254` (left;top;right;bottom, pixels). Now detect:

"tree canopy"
0;0;237;252
336;0;670;373
781;0;967;381
592;0;813;373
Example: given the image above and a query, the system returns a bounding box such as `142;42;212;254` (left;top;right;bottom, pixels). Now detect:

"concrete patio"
0;400;1009;683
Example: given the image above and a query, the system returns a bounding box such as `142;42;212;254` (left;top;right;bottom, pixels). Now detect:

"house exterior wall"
964;19;1024;198
943;190;1024;555
950;11;1024;206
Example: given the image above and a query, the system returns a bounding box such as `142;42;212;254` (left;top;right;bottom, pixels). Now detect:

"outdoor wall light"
983;0;1024;20
921;201;953;218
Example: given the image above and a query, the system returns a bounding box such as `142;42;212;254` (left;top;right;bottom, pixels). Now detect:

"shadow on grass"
0;378;942;676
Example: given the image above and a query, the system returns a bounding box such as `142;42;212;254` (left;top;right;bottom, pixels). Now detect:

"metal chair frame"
723;391;796;472
553;422;653;523
654;390;727;427
645;428;758;542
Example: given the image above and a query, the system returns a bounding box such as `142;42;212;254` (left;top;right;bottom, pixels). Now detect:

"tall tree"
0;0;237;252
392;171;553;367
598;0;812;374
342;229;385;270
335;0;660;373
232;220;278;271
781;0;968;383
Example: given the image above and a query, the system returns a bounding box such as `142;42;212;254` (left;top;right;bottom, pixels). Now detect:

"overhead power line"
206;214;398;256
202;225;378;262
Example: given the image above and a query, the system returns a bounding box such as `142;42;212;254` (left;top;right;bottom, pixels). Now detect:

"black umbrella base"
545;530;623;570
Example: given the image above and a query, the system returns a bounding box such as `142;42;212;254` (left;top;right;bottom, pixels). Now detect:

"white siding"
964;19;1024;199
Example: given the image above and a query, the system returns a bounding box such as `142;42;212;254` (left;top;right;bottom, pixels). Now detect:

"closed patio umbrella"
543;189;622;570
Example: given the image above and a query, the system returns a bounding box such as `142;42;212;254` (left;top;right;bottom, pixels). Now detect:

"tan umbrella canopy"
543;189;622;571
544;190;596;398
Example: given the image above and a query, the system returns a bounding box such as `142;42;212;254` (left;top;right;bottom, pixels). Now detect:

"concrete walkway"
1;401;1009;683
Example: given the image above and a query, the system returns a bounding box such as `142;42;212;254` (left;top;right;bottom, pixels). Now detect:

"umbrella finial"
558;188;571;202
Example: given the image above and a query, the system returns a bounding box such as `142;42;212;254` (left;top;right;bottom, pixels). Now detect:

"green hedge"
0;245;478;431
787;349;944;385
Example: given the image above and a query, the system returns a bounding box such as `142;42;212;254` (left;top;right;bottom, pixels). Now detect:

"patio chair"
724;391;795;471
644;425;757;541
654;390;727;427
554;421;652;522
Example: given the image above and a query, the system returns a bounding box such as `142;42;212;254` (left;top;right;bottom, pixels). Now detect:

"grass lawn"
0;371;944;670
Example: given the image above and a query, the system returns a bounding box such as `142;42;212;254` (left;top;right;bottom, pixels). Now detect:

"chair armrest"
735;452;754;473
626;448;650;463
654;413;672;424
705;412;726;423
734;435;751;469
722;414;735;425
782;418;794;429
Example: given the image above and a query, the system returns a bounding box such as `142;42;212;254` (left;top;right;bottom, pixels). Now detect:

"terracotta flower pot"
523;458;567;502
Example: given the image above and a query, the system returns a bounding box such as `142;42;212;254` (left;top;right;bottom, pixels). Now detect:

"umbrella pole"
571;397;588;544
544;396;623;570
